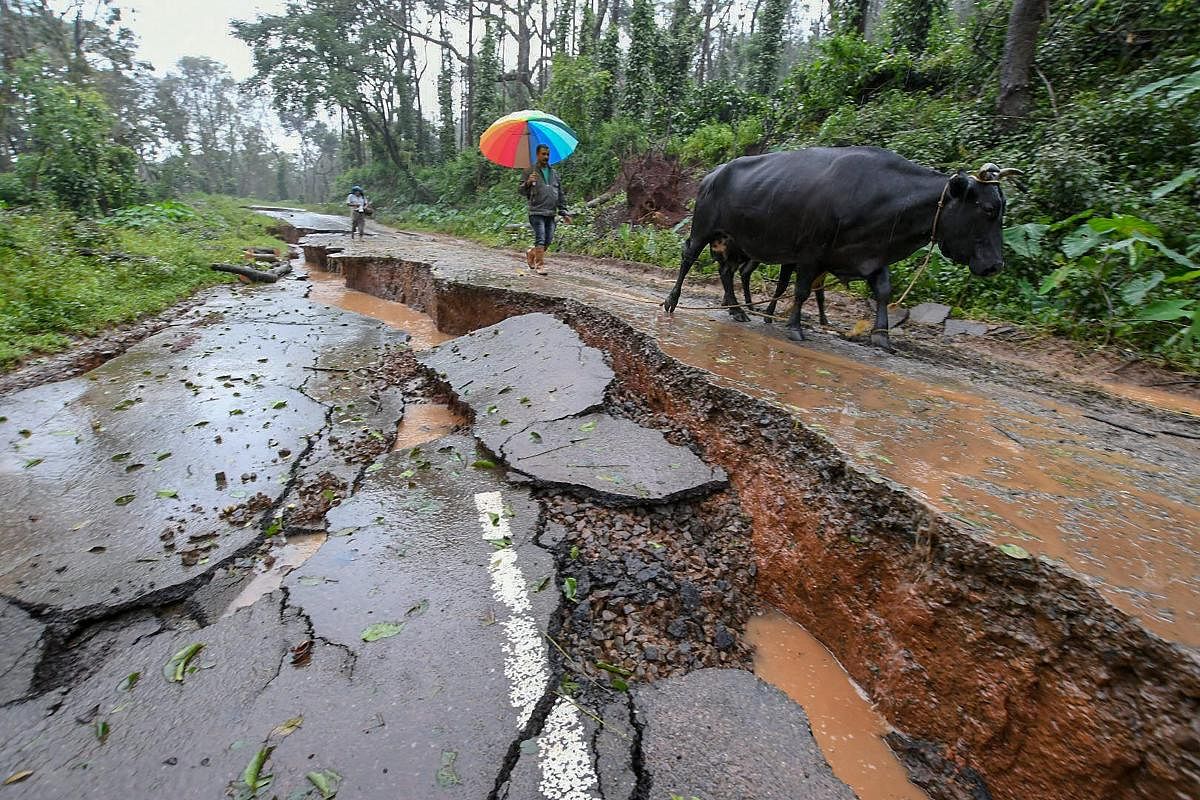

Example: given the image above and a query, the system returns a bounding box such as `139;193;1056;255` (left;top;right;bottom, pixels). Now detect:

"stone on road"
635;668;857;800
418;312;614;453
420;312;726;505
0;600;42;705
908;302;952;326
943;319;989;337
502;411;727;504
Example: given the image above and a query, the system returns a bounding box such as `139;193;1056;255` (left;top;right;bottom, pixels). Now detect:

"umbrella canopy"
479;110;579;169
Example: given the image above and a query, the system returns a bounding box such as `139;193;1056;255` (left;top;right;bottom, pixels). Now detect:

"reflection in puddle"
393;403;465;451
306;268;452;350
223;532;327;617
747;609;928;800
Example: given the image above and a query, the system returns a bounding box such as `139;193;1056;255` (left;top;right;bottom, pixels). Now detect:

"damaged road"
0;256;854;799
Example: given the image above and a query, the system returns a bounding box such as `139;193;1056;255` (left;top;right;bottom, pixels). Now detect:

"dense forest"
0;0;1198;368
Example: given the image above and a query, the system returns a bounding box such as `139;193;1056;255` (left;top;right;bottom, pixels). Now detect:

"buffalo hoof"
762;316;774;325
870;331;896;352
663;295;679;315
730;308;751;323
786;326;807;342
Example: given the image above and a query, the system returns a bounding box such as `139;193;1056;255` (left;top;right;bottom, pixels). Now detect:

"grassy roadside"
0;195;286;371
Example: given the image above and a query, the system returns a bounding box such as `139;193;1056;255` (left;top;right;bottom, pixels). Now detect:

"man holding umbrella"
478;110;579;275
519;144;573;273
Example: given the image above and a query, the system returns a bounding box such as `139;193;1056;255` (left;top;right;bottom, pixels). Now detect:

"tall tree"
830;0;869;35
748;0;789;95
438;46;457;160
471;20;502;141
595;22;621;119
996;0;1048;124
887;0;946;54
624;0;657;119
232;0;434;199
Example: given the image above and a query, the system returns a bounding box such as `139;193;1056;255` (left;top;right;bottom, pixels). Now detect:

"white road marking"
474;491;600;799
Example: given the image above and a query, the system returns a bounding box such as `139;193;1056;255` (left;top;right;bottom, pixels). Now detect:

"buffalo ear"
947;170;971;199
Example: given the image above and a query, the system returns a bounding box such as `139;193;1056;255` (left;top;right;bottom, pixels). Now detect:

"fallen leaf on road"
94;720;110;744
156;452;171;461
269;716;303;739
3;770;32;785
306;768;342;799
117;672;140;692
563;577;578;602
271;401;287;409
471;459;496;469
998;543;1031;560
360;622;404;642
114;494;135;506
436;751;461;788
406;599;429;618
532;575;551;592
240;746;274;795
850;319;872;337
579;420;597;432
230;409;244;416
289;640;313;666
365;462;383;474
163;643;205;683
111;452;131;461
23;458;43;469
155;489;178;499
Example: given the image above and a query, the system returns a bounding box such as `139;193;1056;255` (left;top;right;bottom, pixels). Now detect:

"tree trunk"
698;0;713;83
996;0;1047;124
465;2;475;147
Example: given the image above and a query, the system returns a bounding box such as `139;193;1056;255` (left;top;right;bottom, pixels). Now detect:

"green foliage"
748;0;791;95
3;62;143;215
679;119;764;167
883;0;948;55
624;0;658;120
472;21;503;143
542;55;613;135
0;196;286;370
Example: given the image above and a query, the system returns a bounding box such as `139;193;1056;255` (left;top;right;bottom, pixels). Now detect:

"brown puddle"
306;267;452;350
223;532;327;618
393;402;466;450
748;610;928;800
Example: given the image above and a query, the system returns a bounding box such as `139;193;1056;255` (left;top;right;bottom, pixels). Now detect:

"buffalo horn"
998;167;1025;179
976;163;1001;181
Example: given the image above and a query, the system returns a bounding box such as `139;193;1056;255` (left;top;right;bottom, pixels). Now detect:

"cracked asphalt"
0;262;853;798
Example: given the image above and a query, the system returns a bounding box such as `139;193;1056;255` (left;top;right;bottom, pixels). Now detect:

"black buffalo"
664;146;1018;349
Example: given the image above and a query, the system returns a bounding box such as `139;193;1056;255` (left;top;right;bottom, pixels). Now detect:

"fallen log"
211;262;293;283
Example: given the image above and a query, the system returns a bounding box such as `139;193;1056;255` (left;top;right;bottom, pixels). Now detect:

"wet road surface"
0;258;854;799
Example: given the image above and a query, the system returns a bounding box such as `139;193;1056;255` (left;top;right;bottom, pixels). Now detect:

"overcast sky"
120;0;288;79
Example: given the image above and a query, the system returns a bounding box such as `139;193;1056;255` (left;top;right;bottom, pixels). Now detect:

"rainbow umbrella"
479;110;579;169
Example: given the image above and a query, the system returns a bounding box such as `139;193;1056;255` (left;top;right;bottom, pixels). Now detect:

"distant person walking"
345;185;370;239
519;144;572;274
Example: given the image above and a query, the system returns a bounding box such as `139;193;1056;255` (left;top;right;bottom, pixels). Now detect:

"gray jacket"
519;165;569;217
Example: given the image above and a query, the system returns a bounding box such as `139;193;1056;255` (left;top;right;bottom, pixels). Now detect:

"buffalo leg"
786;264;822;342
664;235;706;314
865;267;895;351
763;263;794;325
816;284;829;326
718;255;750;322
740;260;757;318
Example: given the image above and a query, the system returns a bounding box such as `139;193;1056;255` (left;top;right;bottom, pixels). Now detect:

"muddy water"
393;403;466;450
307;268;452;349
748;610;928;800
224;532;327;617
